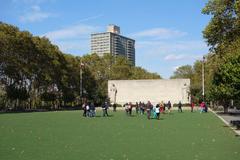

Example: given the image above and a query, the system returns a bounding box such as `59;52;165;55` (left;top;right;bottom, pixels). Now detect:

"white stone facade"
108;79;190;105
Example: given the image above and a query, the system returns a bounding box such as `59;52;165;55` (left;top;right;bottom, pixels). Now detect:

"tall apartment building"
91;24;135;65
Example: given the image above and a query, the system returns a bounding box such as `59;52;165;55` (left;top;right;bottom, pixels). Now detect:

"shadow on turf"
128;115;137;117
91;115;114;118
223;125;229;127
149;117;164;120
222;125;240;138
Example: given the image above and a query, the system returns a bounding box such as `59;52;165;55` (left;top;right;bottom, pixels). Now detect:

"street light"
202;56;205;102
79;59;85;100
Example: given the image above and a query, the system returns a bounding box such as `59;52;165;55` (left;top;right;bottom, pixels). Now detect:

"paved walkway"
210;109;240;135
218;113;240;123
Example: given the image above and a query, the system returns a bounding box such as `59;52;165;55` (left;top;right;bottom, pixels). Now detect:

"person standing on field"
82;102;87;117
155;103;160;120
135;102;139;114
167;101;172;113
160;101;164;113
102;101;109;117
124;103;129;115
129;102;133;116
191;102;194;112
113;103;117;112
178;101;183;113
86;103;90;117
90;102;95;117
146;101;152;120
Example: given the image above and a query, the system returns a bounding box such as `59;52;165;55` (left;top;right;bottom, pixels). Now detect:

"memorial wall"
108;79;190;105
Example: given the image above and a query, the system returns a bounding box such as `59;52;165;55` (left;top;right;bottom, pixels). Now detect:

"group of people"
82;102;96;117
124;101;173;120
123;100;208;119
82;101;110;117
189;101;208;113
82;99;208;118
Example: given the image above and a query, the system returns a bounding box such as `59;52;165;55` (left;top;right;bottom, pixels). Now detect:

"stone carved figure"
110;84;117;104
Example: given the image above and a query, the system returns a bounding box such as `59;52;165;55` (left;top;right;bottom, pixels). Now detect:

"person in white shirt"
86;104;90;117
155;103;160;120
124;103;129;115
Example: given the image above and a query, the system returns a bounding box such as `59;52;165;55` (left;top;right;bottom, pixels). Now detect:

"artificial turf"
0;109;240;160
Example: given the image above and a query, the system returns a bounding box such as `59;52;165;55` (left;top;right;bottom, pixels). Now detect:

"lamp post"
202;56;205;102
79;59;84;101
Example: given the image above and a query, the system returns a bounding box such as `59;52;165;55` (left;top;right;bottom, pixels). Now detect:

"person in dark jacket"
129;102;132;116
113;103;117;112
167;101;172;113
90;102;95;117
204;102;208;113
102;101;109;117
82;102;87;117
135;102;139;114
178;101;183;112
146;101;152;120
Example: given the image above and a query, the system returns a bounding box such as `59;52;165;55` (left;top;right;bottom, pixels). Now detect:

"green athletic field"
0;110;239;160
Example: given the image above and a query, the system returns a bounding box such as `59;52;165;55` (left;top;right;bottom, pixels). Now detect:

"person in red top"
200;101;205;113
160;101;164;113
191;102;194;112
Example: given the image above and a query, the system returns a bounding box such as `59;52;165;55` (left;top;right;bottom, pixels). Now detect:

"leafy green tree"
131;67;160;79
110;56;132;80
0;22;37;108
201;0;240;110
169;63;202;103
211;53;240;112
0;22;162;110
202;0;240;50
170;65;193;79
209;38;240;112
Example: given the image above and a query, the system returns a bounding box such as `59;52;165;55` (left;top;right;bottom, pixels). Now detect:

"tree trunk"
223;106;228;113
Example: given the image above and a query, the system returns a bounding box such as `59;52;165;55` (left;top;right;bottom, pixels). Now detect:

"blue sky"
0;0;211;78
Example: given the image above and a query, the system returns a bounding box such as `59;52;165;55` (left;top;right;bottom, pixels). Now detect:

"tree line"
0;22;160;111
170;0;240;112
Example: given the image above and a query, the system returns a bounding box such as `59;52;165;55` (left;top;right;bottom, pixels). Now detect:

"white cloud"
12;0;55;5
31;5;41;12
56;40;89;54
136;40;208;57
172;66;180;71
132;28;187;39
19;5;55;23
77;14;104;23
130;27;208;78
132;27;208;63
164;54;186;60
41;24;101;54
43;24;99;40
164;54;203;61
